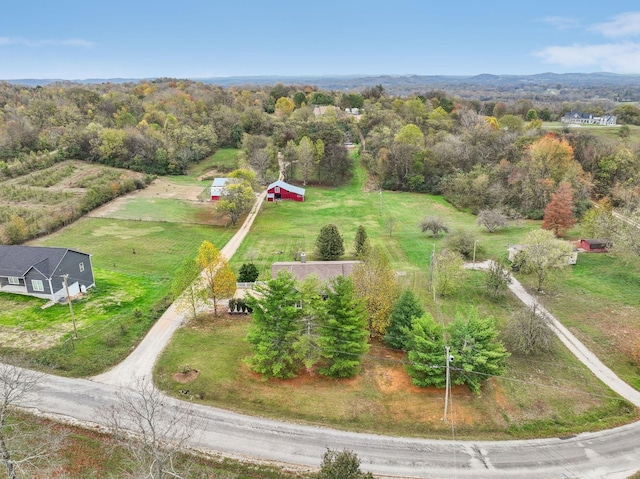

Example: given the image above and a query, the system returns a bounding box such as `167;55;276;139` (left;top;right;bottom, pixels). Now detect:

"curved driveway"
74;200;640;477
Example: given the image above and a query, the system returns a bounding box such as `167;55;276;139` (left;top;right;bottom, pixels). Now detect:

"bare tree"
502;305;555;356
485;259;512;299
477;209;509;233
419;216;449;237
0;361;66;479
100;378;197;479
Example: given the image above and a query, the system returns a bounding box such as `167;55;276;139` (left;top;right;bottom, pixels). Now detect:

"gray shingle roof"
0;246;84;278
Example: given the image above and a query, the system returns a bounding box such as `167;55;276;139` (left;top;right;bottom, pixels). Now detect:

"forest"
1;78;639;240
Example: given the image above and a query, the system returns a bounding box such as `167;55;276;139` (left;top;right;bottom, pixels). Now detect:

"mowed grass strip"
95;196;220;225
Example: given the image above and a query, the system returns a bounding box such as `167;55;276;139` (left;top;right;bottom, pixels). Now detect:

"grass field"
187;148;240;178
542;122;640;140
156;158;637;439
0;193;235;375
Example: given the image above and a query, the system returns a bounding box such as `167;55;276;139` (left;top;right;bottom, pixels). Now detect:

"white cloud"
591;12;640;38
534;42;640;73
0;37;94;48
542;16;580;30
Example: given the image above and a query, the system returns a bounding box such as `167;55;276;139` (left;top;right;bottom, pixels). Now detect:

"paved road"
28;369;640;478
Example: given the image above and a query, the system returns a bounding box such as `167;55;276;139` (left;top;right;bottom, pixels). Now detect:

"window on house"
8;277;19;285
79;262;85;272
31;279;44;292
275;186;280;193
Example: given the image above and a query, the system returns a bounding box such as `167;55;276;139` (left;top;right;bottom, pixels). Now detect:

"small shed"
266;180;305;202
210;178;238;201
579;239;612;252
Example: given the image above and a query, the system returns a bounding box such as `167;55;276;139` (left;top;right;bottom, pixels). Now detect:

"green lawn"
156;159;636;439
97;196;218;224
187;148;240;177
519;253;640;388
0;217;235;376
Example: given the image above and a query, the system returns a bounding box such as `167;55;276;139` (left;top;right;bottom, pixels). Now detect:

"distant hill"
4;73;640;99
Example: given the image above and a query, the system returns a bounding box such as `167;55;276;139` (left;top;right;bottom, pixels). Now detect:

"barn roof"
267;180;305;196
0;246;89;278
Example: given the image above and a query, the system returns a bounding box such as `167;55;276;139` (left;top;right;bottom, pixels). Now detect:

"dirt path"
91;189;267;388
468;260;640;407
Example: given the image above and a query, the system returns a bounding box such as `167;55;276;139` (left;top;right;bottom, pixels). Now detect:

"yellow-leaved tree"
196;241;236;316
351;246;399;338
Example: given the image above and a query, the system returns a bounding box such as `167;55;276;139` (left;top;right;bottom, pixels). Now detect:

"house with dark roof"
0;246;95;301
266;180;305;202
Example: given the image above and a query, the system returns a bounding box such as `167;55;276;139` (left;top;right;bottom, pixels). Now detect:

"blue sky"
2;1;640;79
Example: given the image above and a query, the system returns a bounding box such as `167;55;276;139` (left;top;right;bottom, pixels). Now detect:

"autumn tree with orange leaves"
516;133;590;217
542;182;576;237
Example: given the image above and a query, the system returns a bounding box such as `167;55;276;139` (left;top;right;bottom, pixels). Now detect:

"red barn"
267;180;305;202
579;239;612;252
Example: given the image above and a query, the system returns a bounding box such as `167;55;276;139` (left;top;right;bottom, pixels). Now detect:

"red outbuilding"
579;238;612;252
266;180;305;202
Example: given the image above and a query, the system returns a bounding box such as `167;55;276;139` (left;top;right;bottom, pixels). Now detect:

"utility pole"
62;274;78;339
472;239;480;269
443;345;452;422
379;187;383;216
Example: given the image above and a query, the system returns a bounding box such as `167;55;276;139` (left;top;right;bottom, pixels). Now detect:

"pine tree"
315;224;345;260
405;314;446;388
353;225;369;259
447;308;509;393
317;276;369;378
238;263;259;282
542;182;576;237
245;271;303;379
384;290;424;350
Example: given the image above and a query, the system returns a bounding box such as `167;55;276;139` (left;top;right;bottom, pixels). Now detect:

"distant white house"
210;178;238;201
561;112;617;126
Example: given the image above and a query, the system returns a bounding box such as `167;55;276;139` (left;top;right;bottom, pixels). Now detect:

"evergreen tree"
353;225;369;259
405;314;446;388
315;224;345;260
384;290;424;350
238;263;259;282
317;276;369;378
447;308;509;393
245;271;303;379
296;275;326;372
542;182;576;237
